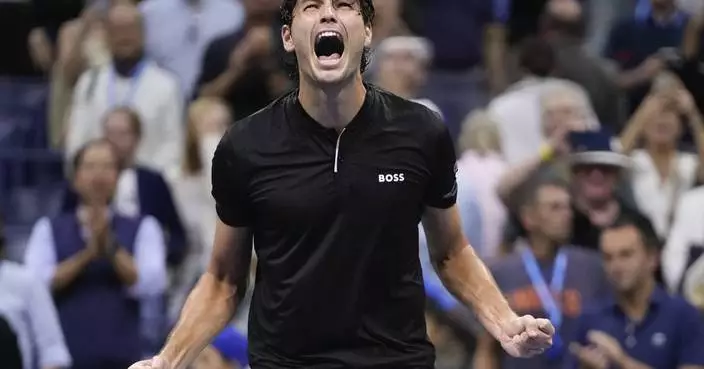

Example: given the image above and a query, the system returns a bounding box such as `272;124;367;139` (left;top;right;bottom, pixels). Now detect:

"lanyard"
520;246;568;328
107;60;147;108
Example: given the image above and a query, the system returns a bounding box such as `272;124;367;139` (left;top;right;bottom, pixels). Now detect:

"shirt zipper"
334;128;346;173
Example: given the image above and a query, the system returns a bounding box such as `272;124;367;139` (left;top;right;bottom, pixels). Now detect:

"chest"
247;129;432;229
595;314;681;369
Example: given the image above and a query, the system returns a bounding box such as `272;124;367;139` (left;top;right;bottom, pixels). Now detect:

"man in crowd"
569;218;704;369
195;0;287;120
65;3;184;174
474;179;610;369
605;0;689;113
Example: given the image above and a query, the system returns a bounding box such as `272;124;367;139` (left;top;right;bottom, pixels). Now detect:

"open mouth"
314;31;345;62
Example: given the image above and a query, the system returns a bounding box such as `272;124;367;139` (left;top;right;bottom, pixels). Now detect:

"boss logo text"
378;173;405;183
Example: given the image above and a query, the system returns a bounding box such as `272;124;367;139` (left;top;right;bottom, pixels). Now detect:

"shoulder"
146;62;180;88
0;261;37;287
218;91;293;155
368;86;449;151
610;17;639;34
566;246;601;263
487;252;523;280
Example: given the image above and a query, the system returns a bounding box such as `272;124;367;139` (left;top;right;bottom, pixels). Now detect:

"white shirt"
114;168;140;217
489;77;599;165
65;61;184;175
663;187;704;292
630;149;698;238
0;261;72;369
23;215;168;298
141;0;244;98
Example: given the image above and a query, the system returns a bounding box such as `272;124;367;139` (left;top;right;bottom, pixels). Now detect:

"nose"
319;2;337;23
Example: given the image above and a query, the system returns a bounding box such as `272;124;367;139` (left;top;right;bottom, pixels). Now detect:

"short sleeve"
211;133;252;227
424;119;458;209
676;302;704;366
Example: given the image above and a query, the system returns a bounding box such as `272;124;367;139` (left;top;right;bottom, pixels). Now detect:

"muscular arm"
421;205;517;340
158;220;253;369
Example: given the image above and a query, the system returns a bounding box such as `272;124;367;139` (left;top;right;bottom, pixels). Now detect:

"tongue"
318;53;341;61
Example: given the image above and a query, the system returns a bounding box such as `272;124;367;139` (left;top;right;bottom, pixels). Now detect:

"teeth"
317;31;341;41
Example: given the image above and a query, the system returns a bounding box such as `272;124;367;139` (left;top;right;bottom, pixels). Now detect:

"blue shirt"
567;287;704;369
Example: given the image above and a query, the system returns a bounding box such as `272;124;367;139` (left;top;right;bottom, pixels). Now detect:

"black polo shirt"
211;84;457;368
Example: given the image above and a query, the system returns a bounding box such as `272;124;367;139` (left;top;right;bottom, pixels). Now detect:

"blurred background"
1;0;704;368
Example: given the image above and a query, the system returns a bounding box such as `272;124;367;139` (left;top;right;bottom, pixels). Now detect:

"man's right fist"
128;356;170;369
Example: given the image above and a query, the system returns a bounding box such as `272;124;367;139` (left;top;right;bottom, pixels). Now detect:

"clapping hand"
499;315;555;358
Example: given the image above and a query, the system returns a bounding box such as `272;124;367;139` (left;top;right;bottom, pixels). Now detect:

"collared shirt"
567;287;704;369
0;261;72;369
114;168;140;217
211;84;457;368
141;0;244;98
23;214;168;298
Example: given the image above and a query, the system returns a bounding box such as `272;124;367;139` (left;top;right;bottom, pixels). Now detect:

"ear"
282;24;295;53
364;23;372;48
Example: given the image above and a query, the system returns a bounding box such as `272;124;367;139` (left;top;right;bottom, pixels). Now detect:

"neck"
298;74;367;130
113;55;143;77
618;278;655;320
527;235;558;261
646;142;676;158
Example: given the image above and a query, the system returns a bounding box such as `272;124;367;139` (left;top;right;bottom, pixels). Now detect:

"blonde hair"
458;109;502;154
183;97;231;175
539;80;600;130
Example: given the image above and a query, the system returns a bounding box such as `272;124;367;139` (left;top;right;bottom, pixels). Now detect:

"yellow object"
539;144;554;162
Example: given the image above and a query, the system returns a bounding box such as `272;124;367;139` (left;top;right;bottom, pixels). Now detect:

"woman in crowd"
24;139;167;369
456;109;507;259
620;73;704;239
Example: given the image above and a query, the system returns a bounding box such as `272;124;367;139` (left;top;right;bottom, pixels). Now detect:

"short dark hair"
279;0;376;79
518;37;556;77
601;216;662;252
518;177;570;210
104;106;143;138
70;138;124;178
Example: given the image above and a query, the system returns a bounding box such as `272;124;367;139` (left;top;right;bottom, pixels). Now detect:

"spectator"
50;0;129;149
62;107;187;266
495;81;596;206
168;97;230;321
372;36;441;118
620;78;704;239
195;0;286;121
456;110;508;259
65;3;184;175
141;0;245;99
24;139;168;369
568;218;704;369
605;0;689;114
568;131;656;250
473;179;609;369
0;216;72;369
415;0;508;139
541;0;625;132
489;37;597;165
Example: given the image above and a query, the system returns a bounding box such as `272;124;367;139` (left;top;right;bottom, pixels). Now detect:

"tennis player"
130;1;554;368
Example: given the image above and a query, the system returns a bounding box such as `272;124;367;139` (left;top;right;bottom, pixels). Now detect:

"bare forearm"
484;24;507;95
160;272;238;369
496;154;545;205
199;68;242;98
111;248;138;286
616;68;650;90
51;249;94;291
436;246;516;339
619;106;650;154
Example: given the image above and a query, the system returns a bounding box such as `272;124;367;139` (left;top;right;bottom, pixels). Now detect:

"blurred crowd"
1;0;704;368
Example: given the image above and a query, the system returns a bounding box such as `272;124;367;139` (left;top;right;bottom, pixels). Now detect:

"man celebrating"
130;1;554;368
